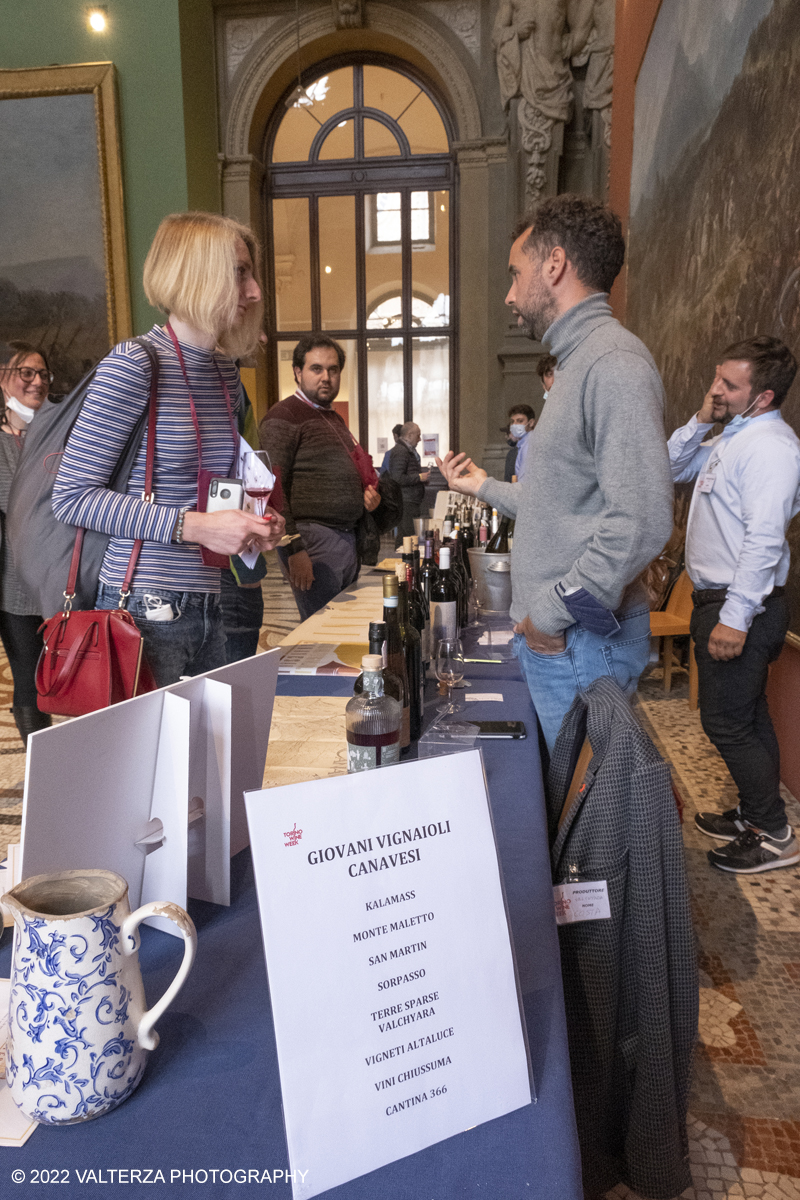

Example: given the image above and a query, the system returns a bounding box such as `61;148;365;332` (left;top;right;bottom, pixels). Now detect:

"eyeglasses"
13;367;54;384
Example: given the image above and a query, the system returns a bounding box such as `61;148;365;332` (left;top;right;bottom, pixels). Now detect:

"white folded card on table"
477;630;514;645
21;650;280;937
245;749;532;1200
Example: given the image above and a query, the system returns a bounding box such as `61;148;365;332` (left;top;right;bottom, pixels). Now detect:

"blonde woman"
0;341;53;742
53;212;285;687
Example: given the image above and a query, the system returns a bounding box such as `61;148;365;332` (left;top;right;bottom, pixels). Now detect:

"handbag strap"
294;389;379;489
37;615;107;699
294;388;357;452
118;350;160;606
165;322;239;464
63;340;159;613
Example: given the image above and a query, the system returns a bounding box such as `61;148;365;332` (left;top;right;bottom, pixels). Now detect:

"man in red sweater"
259;336;380;620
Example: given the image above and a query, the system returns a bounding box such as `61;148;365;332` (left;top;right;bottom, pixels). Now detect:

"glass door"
266;61;455;464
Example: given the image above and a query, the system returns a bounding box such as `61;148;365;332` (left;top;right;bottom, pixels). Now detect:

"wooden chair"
649;570;698;709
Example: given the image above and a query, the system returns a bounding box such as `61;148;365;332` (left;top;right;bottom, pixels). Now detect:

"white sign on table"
245;749;532;1200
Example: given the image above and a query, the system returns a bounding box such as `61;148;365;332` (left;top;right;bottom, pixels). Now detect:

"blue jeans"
96;584;227;689
513;603;652;753
278;522;358;622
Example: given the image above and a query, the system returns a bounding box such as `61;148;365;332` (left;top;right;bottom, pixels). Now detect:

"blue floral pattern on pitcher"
3;869;197;1125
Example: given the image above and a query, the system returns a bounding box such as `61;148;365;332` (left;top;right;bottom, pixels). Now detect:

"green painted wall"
1;0;219;333
179;0;220;214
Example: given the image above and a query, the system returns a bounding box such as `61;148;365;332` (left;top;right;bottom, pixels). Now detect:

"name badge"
697;456;720;493
553;880;611;925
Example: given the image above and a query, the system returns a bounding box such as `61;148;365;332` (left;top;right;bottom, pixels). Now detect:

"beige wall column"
219;153;264;239
455;138;507;466
219;153;270;420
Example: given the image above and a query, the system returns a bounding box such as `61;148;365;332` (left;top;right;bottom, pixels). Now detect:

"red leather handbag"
36;365;160;717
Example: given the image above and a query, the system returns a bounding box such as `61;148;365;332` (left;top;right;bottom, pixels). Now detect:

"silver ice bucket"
468;548;512;614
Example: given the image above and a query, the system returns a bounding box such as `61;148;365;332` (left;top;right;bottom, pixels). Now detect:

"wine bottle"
491;507;499;536
472;500;482;543
455;540;470;624
454;523;472;576
397;575;423;742
485;516;511;553
430;545;459;643
353;621;402;703
402;562;429;664
346;655;401;772
420;537;439;606
447;535;468;628
382;574;410;750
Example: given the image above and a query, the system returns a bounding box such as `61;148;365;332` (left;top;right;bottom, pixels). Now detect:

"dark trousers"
395;496;421;546
0;611;44;708
277;522;358;622
220;569;264;663
691;594;789;833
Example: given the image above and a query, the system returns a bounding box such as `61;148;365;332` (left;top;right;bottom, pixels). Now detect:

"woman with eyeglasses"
0;341;54;744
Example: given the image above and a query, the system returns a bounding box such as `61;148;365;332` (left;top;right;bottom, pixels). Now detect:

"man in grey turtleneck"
437;194;673;750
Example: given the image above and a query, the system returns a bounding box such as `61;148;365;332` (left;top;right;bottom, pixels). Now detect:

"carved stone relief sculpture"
493;0;614;207
569;0;615;148
332;0;364;29
493;0;573;208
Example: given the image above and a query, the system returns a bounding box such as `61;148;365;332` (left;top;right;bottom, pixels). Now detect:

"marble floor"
616;665;800;1200
1;559;798;1199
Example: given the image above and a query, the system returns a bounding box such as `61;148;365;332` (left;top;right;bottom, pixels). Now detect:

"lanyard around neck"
165;323;238;466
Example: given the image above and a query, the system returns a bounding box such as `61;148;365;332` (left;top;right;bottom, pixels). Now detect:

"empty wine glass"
434;638;465;714
243;449;273;517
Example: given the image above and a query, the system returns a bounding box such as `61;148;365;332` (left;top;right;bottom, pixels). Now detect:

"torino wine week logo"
284;822;303;847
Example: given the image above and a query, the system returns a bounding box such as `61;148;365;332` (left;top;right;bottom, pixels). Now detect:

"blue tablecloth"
457;615;523;684
0;668;581;1199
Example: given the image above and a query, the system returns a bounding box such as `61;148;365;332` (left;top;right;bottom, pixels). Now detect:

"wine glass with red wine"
243;449;273;517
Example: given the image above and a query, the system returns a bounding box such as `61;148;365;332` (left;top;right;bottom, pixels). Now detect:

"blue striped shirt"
52;324;240;593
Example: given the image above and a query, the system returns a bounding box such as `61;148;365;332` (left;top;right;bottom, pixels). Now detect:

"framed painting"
0;62;131;395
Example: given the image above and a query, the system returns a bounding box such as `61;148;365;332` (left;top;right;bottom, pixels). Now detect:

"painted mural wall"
626;0;800;630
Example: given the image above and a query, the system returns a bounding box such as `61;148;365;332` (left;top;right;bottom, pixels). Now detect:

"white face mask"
508;422;527;441
5;396;36;424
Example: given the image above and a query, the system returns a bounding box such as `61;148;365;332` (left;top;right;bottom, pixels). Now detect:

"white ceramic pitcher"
2;868;197;1124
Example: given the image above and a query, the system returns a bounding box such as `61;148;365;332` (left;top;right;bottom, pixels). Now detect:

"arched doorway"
265;58;455;463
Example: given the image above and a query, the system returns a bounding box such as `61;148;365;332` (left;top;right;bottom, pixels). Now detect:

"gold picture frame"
0;62;131;387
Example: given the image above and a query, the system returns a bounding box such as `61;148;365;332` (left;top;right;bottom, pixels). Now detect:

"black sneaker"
695;807;746;842
708;827;800;874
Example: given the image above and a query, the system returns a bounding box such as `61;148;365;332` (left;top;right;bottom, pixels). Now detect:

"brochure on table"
19;649;281;937
245;749;532;1200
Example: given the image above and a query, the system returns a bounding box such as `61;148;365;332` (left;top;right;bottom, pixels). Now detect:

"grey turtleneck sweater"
478;293;673;635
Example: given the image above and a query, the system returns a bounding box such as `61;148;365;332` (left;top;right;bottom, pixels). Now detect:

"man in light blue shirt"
505;404;536;481
668;335;800;874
